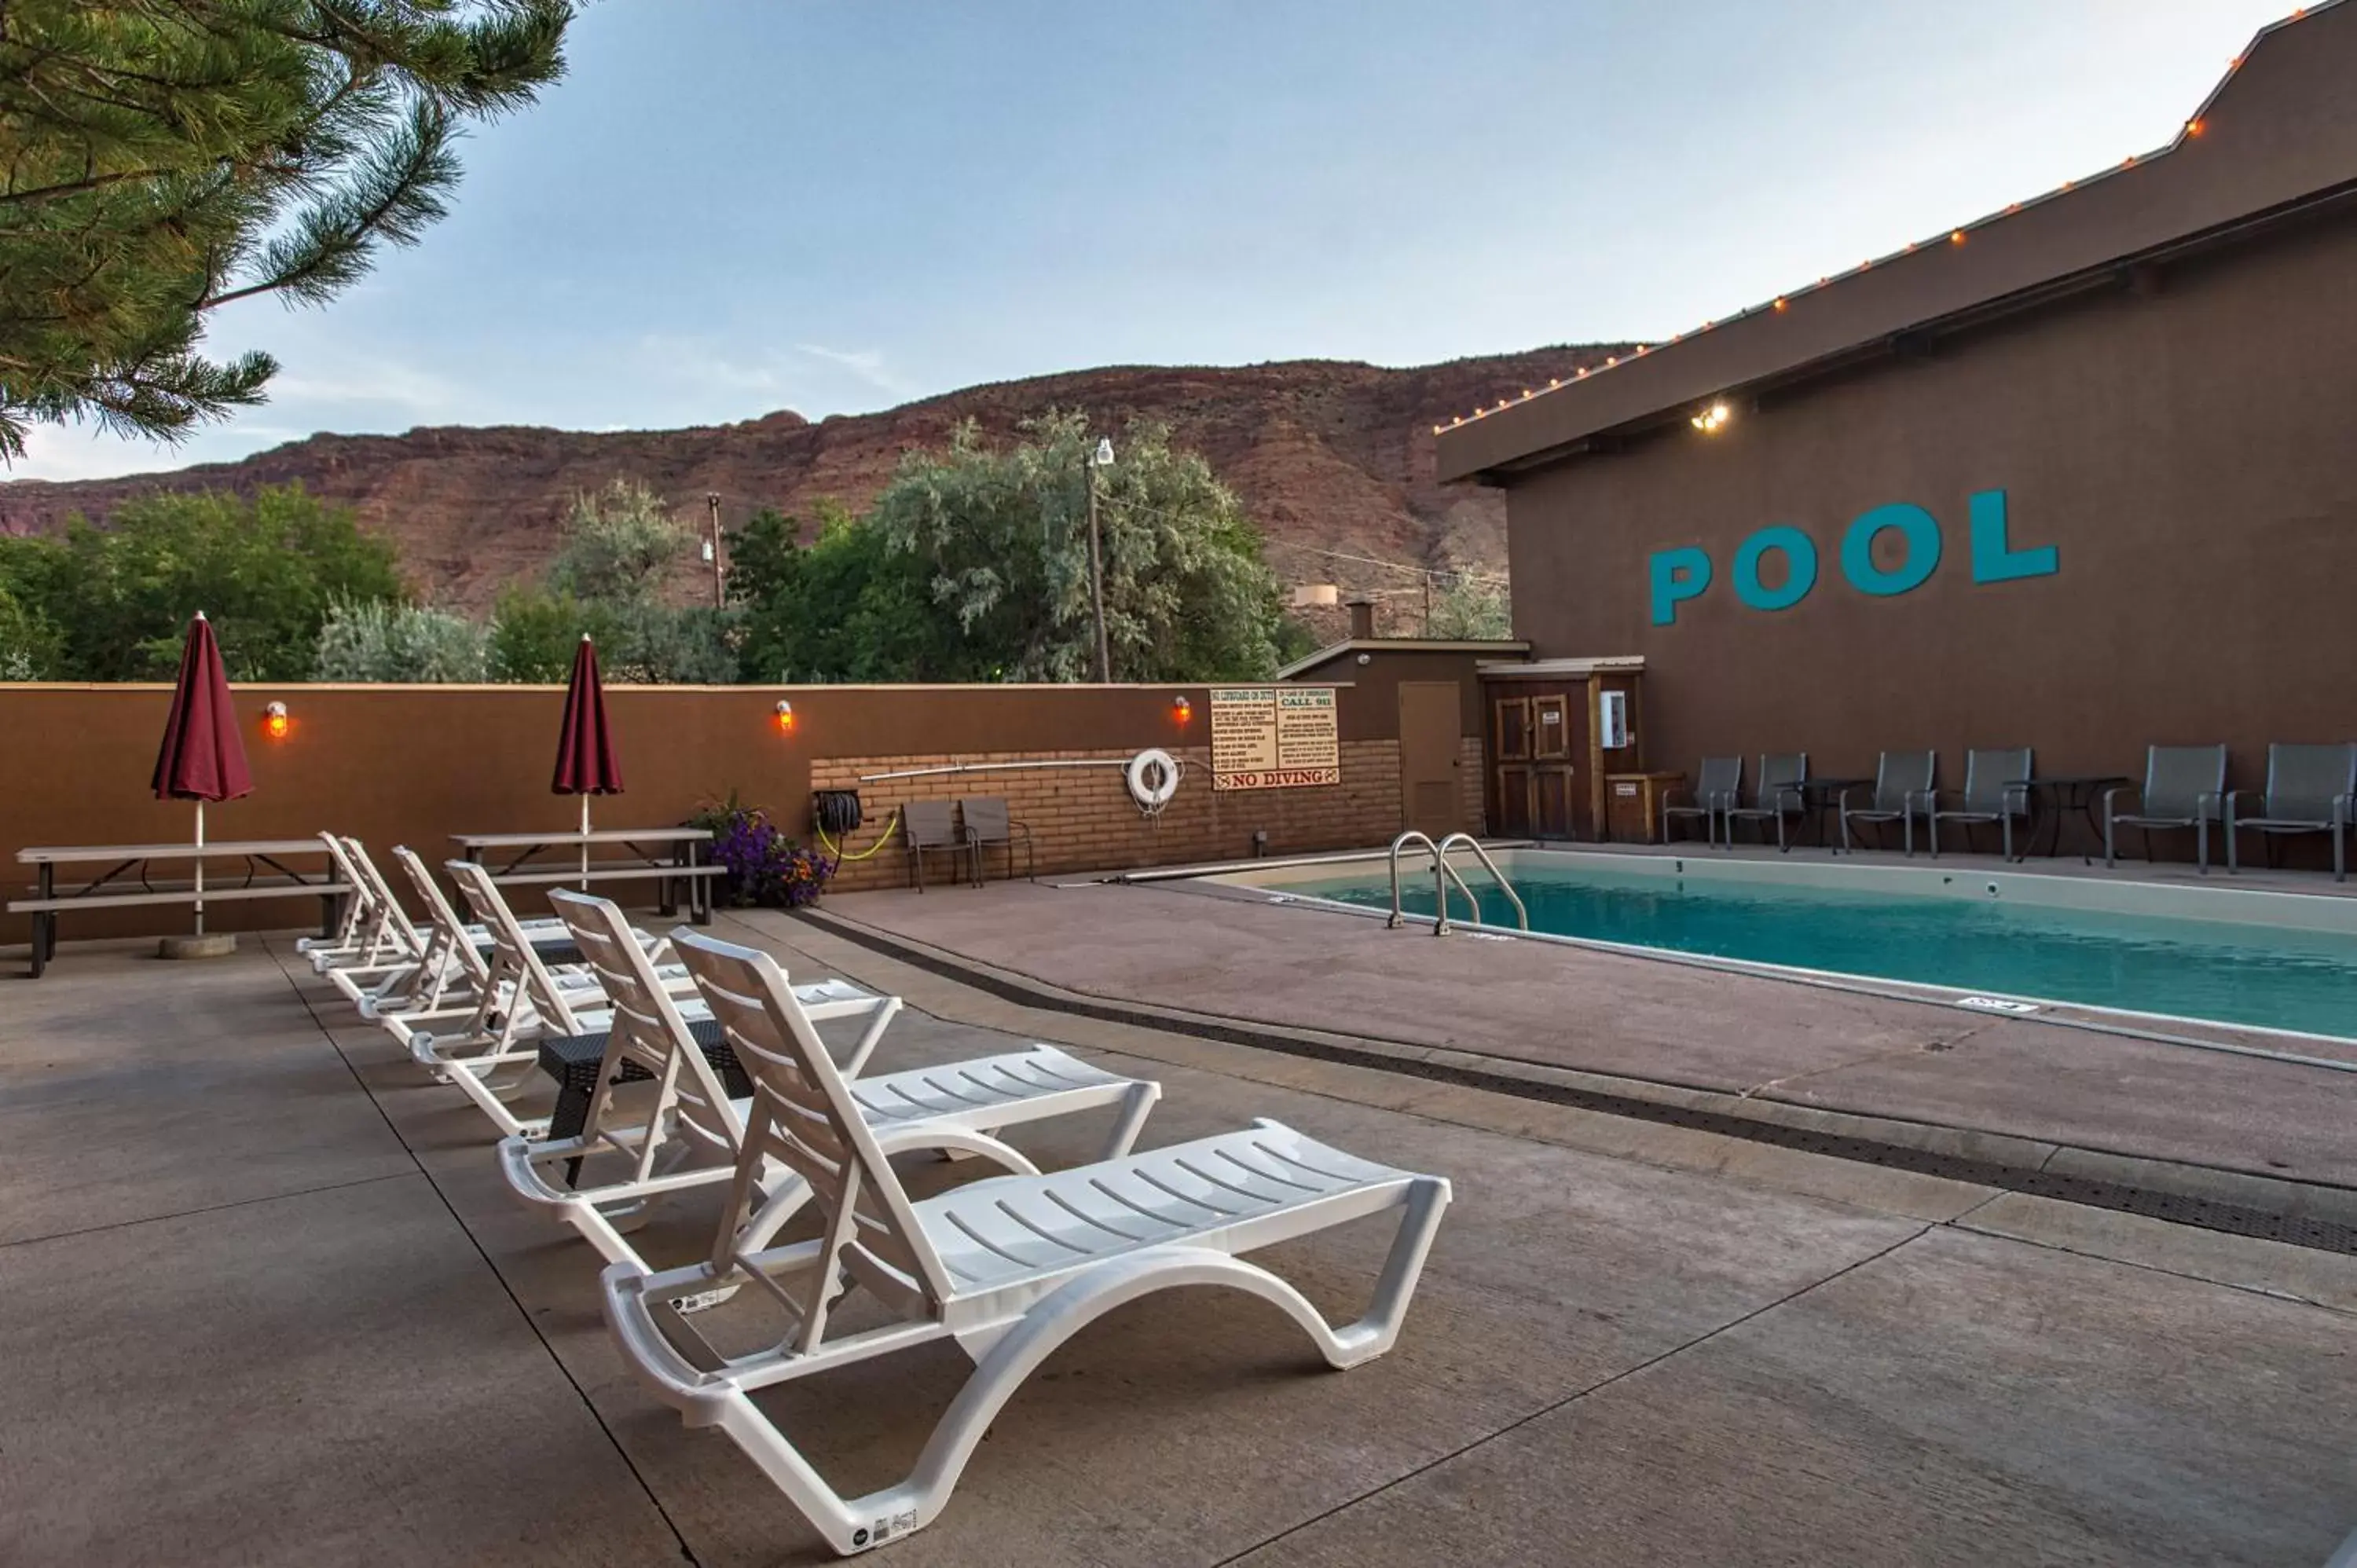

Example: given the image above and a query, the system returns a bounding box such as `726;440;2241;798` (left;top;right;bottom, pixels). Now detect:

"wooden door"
1398;682;1465;839
1491;695;1533;837
1530;692;1580;838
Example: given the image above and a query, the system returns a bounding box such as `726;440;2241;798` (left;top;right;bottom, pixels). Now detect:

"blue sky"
17;0;2295;480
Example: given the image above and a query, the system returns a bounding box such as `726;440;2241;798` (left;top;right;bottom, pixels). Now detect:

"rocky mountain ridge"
0;344;1628;635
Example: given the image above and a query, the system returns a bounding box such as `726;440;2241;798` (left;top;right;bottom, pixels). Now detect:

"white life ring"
1126;748;1181;810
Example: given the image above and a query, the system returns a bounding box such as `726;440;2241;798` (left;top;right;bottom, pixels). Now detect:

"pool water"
1292;863;2357;1039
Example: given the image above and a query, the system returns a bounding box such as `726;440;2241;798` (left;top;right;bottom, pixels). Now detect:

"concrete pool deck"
806;878;2357;1212
3;921;2354;1565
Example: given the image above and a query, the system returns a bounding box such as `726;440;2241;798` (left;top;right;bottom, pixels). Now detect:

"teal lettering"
1732;526;1818;612
1648;548;1712;626
1840;504;1941;596
1967;489;2057;583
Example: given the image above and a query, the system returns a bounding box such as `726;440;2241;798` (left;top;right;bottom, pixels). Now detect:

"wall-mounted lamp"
772;699;796;734
1171;694;1193;724
262;700;290;740
1689;401;1732;434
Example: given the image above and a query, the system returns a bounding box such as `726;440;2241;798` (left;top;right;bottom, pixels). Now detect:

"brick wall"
813;740;1405;892
1459;735;1488;834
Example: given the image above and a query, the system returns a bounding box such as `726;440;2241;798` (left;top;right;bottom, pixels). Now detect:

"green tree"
1426;574;1512;639
492;480;738;683
0;577;59;679
0;483;402;679
869;411;1285;682
727;503;951;683
487;588;617;682
313;596;489;680
548;478;688;604
0;1;571;459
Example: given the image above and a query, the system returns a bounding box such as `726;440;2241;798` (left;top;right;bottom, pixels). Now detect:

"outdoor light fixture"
262;701;290;740
1171;694;1193;724
1690;402;1732;434
772;699;796;734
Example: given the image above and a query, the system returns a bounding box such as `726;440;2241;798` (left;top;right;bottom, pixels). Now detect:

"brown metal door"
1491;696;1534;837
1397;682;1465;839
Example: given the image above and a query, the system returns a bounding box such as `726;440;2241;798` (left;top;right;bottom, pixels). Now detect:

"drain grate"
805;914;2357;1258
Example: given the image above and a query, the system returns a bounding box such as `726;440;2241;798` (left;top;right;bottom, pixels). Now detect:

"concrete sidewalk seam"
1211;1222;1939;1567
262;940;709;1568
0;1170;419;1252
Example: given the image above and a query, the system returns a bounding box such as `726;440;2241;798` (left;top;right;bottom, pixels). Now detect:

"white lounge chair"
412;860;883;1140
602;929;1451;1556
314;834;570;1014
499;892;1160;1286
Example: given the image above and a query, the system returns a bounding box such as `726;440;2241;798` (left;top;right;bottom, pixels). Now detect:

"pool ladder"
1387;831;1529;936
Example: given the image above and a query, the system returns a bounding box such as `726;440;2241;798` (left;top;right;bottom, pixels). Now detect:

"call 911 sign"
1211;687;1340;790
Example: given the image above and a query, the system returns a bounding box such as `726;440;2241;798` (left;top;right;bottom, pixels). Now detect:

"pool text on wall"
1647;489;2056;627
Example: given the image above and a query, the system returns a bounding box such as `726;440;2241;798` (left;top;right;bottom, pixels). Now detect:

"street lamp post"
1085;437;1114;683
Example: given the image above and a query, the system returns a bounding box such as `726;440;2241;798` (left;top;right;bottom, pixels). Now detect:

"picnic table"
450;827;719;925
10;839;350;977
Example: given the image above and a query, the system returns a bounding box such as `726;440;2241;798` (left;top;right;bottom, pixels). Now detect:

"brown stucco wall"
1501;211;2357;819
1280;646;1503;740
0;680;1395;942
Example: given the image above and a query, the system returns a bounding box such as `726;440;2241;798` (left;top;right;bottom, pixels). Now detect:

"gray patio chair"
901;800;973;892
1721;753;1809;852
1660;757;1742;846
1841;751;1936;855
2226;742;2357;881
1927;747;2033;861
958;795;1036;884
2103;745;2226;874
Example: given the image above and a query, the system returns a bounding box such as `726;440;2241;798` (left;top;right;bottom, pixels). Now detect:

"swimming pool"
1218;851;2357;1042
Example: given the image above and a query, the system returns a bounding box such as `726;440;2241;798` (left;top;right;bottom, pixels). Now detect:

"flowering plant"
690;793;833;909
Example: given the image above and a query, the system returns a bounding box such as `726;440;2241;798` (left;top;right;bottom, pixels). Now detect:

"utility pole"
705;493;724;609
1423;572;1433;636
1085;438;1113;683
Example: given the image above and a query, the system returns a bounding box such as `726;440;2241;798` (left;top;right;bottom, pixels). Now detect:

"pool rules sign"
1210;687;1340;790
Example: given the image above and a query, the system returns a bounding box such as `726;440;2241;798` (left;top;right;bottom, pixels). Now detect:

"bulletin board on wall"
1209;687;1340;789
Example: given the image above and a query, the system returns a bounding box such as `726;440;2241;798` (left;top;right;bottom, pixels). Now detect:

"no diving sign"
1211;687;1340;791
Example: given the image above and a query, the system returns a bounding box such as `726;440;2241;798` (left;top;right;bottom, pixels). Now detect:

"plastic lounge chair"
499;892;1159;1280
1720;753;1809;852
366;844;606;1037
902;800;972;892
600;929;1452;1557
2227;743;2357;881
1928;748;2033;860
303;833;415;977
1659;757;1740;847
408;859;798;1138
295;831;382;968
316;834;570;1009
1841;751;1936;855
957;796;1035;883
2103;745;2227;874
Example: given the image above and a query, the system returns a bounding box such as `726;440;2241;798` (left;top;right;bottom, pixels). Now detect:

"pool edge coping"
794;902;2357;1253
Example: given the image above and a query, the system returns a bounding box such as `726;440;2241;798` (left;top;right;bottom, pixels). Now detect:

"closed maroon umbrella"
152;611;253;934
552;635;623;885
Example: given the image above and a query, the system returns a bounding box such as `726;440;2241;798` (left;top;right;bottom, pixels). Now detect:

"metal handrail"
1387;830;1528;936
1435;833;1529;932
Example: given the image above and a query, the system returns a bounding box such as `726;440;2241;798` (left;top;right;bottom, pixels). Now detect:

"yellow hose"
817;809;902;863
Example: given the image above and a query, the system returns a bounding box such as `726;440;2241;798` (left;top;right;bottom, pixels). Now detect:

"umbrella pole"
193;800;205;935
580;794;590;890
